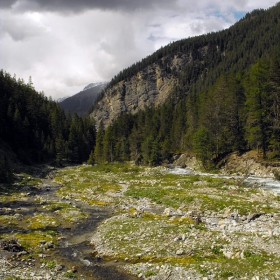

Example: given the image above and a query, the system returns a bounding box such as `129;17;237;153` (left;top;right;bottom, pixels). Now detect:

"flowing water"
39;176;138;280
167;166;280;193
1;167;138;280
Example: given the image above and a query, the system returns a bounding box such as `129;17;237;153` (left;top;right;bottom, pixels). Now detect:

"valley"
1;3;280;280
1;154;280;279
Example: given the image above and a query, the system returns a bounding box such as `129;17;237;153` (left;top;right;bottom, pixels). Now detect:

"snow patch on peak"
57;96;69;103
83;82;107;91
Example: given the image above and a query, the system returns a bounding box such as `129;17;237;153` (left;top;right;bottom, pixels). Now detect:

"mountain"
56;96;69;103
89;4;280;128
59;82;107;116
89;3;280;166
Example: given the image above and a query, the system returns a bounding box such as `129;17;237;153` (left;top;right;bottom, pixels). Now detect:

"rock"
56;264;64;271
44;241;54;249
17;251;28;257
247;213;264;222
90;59;184;128
187;211;202;224
164;208;171;217
176;249;184;255
1;239;25;252
136;253;142;259
234;251;241;258
177;209;183;216
223;251;234;259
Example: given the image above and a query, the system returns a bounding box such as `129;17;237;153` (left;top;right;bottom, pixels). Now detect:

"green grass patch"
18;173;42;185
63;271;77;278
27;213;60;230
1;230;58;253
40;259;57;269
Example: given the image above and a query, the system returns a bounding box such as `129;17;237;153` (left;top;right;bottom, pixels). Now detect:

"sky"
1;0;279;100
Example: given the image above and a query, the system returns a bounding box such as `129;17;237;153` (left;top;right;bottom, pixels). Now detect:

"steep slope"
0;70;96;170
59;82;107;115
90;4;280;128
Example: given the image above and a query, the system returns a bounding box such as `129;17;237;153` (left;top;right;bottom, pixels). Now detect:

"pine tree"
267;49;280;157
103;126;115;162
245;60;270;158
94;121;105;164
193;127;213;169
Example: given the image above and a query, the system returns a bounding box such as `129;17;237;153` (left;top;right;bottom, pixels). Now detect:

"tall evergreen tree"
94;121;105;163
245;60;270;158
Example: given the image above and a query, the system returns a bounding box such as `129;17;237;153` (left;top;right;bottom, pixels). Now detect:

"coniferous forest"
1;3;280;182
92;4;280;167
0;70;95;181
93;52;280;168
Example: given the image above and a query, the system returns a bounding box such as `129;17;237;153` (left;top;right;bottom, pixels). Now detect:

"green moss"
40;259;57;269
0;214;23;226
57;207;88;222
145;270;157;277
27;213;60;230
1;230;58;253
18;173;41;185
63;271;77;278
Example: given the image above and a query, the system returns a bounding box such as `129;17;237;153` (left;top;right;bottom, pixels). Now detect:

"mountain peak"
59;82;107;116
83;82;107;91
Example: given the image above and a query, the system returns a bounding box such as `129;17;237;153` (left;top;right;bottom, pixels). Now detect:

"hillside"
90;4;280;128
0;70;96;182
59;82;107;116
89;3;280;167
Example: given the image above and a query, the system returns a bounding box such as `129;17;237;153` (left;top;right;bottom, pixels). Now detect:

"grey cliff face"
90;53;192;128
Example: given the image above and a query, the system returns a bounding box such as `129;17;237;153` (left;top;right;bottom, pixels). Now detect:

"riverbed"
167;165;280;193
1;163;280;279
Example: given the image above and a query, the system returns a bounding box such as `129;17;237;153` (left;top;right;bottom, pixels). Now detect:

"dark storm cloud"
9;0;178;13
0;0;17;9
2;0;279;100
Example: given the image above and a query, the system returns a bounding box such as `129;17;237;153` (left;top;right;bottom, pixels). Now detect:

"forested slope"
0;70;96;181
90;4;280;127
90;3;280;167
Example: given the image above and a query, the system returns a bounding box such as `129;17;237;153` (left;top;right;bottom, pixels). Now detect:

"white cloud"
0;0;279;99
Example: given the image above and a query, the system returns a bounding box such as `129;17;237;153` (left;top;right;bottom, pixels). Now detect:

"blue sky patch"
209;9;246;22
233;10;247;20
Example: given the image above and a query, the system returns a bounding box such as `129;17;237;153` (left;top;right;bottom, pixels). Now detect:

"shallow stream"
39;175;138;280
4;164;280;279
167;166;280;193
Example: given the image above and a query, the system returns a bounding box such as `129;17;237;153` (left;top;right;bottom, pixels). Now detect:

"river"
166;166;280;193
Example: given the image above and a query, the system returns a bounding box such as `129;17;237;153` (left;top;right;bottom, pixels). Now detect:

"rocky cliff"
90;53;191;127
89;4;280;128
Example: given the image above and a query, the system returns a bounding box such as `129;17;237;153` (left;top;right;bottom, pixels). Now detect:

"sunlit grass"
27;213;60;230
1;230;58;254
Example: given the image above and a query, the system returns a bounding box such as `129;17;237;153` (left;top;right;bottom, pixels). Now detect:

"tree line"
90;4;280;168
0;70;96;181
89;3;280;115
92;51;280;168
1;3;280;182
